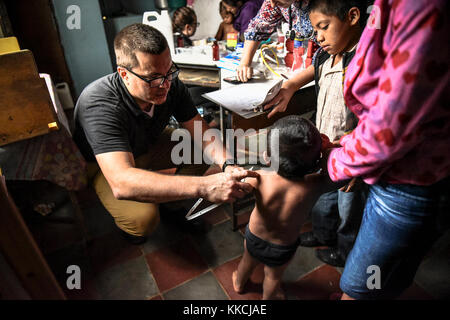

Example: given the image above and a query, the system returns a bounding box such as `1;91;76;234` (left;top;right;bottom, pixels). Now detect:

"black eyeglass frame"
123;63;180;88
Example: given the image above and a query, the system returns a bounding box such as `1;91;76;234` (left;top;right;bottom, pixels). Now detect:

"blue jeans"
340;178;449;299
311;187;367;257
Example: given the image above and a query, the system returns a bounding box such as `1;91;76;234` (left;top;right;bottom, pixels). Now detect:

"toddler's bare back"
248;170;323;246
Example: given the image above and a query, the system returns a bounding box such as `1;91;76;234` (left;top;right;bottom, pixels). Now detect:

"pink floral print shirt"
328;0;450;185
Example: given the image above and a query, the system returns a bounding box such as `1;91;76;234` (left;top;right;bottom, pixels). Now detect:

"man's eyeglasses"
124;64;180;88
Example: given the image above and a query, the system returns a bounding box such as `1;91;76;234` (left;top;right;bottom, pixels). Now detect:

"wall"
52;0;114;97
4;0;74;95
191;0;221;40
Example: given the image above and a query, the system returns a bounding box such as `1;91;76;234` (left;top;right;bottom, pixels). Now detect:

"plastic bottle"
143;10;175;55
212;41;220;61
305;40;317;68
291;38;304;71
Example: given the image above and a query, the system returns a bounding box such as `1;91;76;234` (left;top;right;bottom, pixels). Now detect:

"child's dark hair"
267;116;322;180
172;6;197;33
307;0;371;27
219;1;227;19
222;0;243;8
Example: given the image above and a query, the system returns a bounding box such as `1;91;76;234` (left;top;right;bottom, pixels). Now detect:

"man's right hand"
199;169;259;203
236;64;253;82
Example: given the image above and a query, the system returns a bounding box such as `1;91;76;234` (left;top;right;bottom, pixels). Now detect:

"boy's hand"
264;85;296;119
236;64;253;82
332;139;342;147
340;178;361;193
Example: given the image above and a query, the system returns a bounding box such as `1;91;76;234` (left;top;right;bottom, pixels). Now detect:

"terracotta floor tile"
287;265;342;300
398;283;434;300
65;279;100;300
145;237;208;292
140;219;187;255
163;272;228;300
95;256;158;300
149;294;163;300
200;206;230;227
414;230;450;299
190;220;244;268
87;231;142;273
213;257;264;300
282;247;324;282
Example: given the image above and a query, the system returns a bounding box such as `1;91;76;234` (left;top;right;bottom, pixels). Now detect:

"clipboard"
202;79;283;119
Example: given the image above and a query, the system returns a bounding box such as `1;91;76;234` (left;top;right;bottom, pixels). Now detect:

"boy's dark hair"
172;6;197;33
114;23;168;70
307;0;370;27
268;116;322;180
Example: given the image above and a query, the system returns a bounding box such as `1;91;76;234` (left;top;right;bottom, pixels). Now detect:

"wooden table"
215;68;318;230
179;67;220;89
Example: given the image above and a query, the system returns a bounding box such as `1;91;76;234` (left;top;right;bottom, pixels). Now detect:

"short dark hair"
172;6;197;33
114;23;168;70
268;116;322;180
308;0;371;27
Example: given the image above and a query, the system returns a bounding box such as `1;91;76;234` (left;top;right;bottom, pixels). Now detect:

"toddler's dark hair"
268;116;322;180
307;0;371;27
172;6;197;33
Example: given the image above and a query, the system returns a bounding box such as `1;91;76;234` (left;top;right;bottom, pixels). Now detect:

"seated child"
215;1;238;41
172;6;198;47
232;115;341;300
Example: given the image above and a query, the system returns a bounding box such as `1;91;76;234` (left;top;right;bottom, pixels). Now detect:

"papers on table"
202;79;283;119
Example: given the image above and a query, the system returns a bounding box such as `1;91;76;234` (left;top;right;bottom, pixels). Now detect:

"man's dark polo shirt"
73;72;198;162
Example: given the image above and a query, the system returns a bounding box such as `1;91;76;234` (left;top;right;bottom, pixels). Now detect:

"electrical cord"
259;44;282;78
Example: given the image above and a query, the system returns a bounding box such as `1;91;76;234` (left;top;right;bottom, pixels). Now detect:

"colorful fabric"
328;0;450;185
0;128;88;191
244;0;313;42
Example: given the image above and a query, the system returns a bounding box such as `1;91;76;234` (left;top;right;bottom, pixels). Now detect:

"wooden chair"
0;47;90;245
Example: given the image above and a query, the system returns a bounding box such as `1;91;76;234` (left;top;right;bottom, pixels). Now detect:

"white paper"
202;79;283;119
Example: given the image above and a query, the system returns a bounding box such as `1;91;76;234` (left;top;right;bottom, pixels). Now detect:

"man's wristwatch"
222;159;235;172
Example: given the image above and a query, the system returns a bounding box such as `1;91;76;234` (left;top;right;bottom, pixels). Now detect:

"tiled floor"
14;179;450;300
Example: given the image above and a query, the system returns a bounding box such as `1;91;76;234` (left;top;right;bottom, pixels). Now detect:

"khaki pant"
88;128;209;237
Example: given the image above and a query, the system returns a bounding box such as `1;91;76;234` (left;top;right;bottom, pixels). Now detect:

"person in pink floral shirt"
326;0;450;299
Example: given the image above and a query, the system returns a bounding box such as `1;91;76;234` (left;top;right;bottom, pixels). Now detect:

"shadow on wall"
191;0;222;40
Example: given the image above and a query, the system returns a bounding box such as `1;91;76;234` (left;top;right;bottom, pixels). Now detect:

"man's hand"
199;169;259;203
224;164;242;174
263;85;296;119
236;64;253;82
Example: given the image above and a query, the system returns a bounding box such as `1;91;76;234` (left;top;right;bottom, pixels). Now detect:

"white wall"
191;0;222;40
